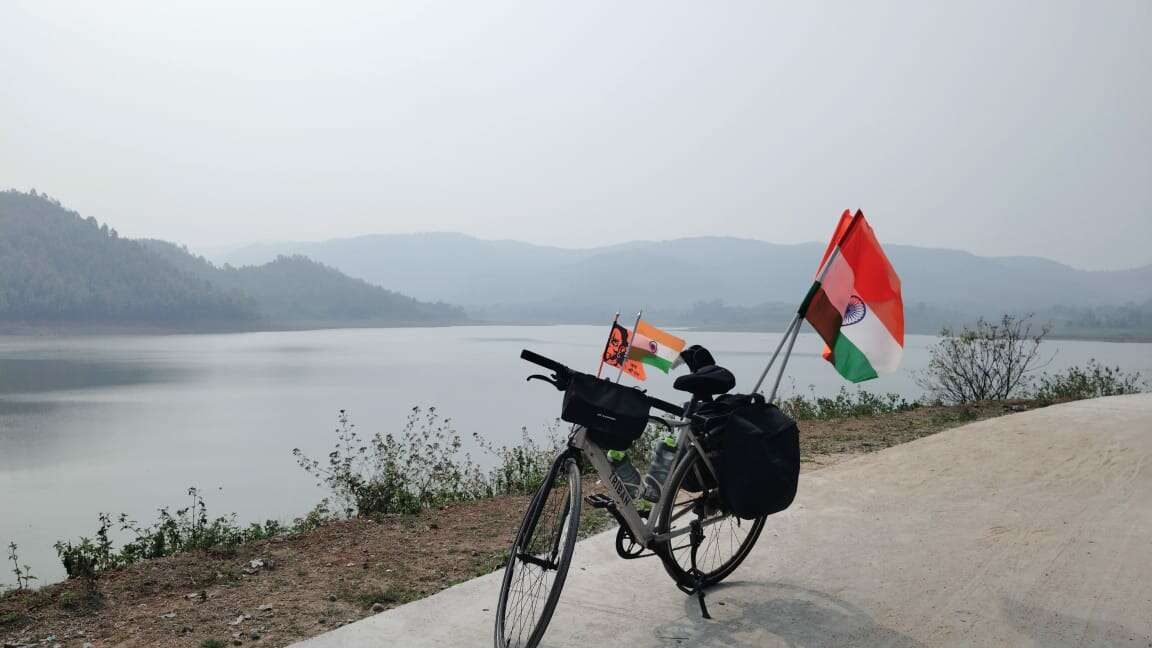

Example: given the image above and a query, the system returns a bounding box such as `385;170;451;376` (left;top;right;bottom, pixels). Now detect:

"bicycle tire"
494;455;582;648
654;449;766;588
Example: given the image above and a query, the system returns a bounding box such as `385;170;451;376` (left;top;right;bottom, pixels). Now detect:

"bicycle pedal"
584;493;615;509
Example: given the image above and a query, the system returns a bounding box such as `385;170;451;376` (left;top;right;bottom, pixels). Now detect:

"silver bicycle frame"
569;418;727;547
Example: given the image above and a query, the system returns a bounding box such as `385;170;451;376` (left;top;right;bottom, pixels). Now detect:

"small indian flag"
803;210;904;382
626;320;686;373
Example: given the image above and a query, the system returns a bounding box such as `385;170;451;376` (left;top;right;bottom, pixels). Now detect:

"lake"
2;326;1150;583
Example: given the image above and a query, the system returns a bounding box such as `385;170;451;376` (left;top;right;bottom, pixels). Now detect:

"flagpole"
596;312;620;378
766;321;802;403
616;310;642;383
750;212;862;399
750;314;801;394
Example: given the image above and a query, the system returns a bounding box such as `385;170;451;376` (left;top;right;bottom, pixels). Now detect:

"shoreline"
1;321;1148;344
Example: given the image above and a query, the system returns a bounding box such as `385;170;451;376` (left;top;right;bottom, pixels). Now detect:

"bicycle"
494;349;768;648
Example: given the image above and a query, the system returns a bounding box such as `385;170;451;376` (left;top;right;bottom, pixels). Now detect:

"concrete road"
293;394;1152;647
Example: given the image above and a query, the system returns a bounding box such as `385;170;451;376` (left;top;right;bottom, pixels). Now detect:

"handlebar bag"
561;373;651;450
712;394;800;519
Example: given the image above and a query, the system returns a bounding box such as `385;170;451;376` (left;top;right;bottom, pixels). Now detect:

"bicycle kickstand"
681;519;712;620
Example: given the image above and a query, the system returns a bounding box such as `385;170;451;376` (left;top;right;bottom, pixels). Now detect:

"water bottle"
606;449;642;499
641;434;679;502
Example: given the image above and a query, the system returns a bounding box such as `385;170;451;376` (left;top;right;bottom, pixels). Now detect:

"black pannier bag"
682;395;740;492
717;393;800;520
561;373;651;450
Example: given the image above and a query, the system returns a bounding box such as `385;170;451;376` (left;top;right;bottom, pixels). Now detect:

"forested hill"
0;191;258;325
141;240;467;325
0;190;466;329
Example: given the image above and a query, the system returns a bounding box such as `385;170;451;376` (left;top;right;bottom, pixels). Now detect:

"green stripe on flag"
830;334;878;382
638;354;674;373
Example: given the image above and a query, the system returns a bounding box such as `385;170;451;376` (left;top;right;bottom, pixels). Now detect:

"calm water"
2;326;1149;583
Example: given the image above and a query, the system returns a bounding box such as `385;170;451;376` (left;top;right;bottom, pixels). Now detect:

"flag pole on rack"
616;310;642;383
596;312;621;378
751;212;862;400
750;313;801;395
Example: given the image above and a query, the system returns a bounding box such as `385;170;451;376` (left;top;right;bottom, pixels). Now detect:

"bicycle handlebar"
520;349;685;417
520;349;567;375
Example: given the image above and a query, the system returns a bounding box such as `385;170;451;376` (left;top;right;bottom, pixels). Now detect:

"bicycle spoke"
656;452;766;587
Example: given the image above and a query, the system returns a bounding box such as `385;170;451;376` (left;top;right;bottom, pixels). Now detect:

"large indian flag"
802;210;904;382
627;320;686;373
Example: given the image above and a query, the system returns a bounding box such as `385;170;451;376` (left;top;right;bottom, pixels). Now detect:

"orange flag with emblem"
601;321;646;380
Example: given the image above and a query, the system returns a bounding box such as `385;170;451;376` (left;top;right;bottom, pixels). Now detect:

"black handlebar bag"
716;394;800;520
561;373;651;450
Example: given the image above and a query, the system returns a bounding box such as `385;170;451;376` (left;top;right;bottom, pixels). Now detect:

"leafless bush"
917;314;1051;403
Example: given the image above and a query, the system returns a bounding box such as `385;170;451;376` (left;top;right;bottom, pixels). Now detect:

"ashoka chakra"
843;296;867;325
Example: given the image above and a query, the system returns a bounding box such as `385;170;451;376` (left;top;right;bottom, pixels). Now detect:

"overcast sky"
2;1;1148;269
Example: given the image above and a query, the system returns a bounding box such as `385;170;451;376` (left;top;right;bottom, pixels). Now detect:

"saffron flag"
803;210;904;382
626;320;686;373
602;321;646;380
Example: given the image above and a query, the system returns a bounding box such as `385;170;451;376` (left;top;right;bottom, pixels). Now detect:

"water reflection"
0;357;182;394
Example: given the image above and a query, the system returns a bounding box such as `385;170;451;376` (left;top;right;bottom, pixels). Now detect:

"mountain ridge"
0;191;466;329
216;231;1152;274
214;232;1152;313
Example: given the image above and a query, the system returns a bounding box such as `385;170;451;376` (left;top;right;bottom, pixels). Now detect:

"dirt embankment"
0;400;1037;648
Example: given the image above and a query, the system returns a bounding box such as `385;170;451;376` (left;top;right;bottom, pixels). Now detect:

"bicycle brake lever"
526;374;561;388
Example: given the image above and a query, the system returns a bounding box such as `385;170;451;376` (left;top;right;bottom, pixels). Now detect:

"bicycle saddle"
674;364;736;397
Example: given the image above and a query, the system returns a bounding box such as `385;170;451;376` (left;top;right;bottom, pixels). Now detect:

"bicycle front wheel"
654;449;766;588
494;455;581;648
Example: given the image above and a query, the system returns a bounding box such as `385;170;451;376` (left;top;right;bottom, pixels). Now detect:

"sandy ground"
293;394;1152;648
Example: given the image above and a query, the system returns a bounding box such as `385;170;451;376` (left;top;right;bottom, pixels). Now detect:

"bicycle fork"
518;450;578;570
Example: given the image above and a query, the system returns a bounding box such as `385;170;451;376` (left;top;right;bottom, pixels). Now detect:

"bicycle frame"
567;417;724;548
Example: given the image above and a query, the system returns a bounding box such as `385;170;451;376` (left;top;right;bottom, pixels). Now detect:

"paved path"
293;394;1152;647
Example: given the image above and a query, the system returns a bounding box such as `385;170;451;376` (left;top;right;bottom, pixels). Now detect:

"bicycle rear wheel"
654;449;766;588
494;454;581;648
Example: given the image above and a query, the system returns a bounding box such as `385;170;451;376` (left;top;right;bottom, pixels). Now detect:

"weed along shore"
1;398;1060;648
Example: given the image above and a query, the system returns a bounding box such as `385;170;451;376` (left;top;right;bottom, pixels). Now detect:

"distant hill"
0;190;258;325
218;233;1152;335
0;191;465;329
142;240;466;326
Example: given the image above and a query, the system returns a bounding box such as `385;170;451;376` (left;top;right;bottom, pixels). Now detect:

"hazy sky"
2;1;1149;269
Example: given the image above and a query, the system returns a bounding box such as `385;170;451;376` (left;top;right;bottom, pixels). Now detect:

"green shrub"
294;407;488;516
291;499;337;533
916;314;1050;403
54;487;289;580
472;423;563;498
779;386;916;420
200;640;227;648
296;408;569;517
1033;359;1145;402
6;543;36;591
